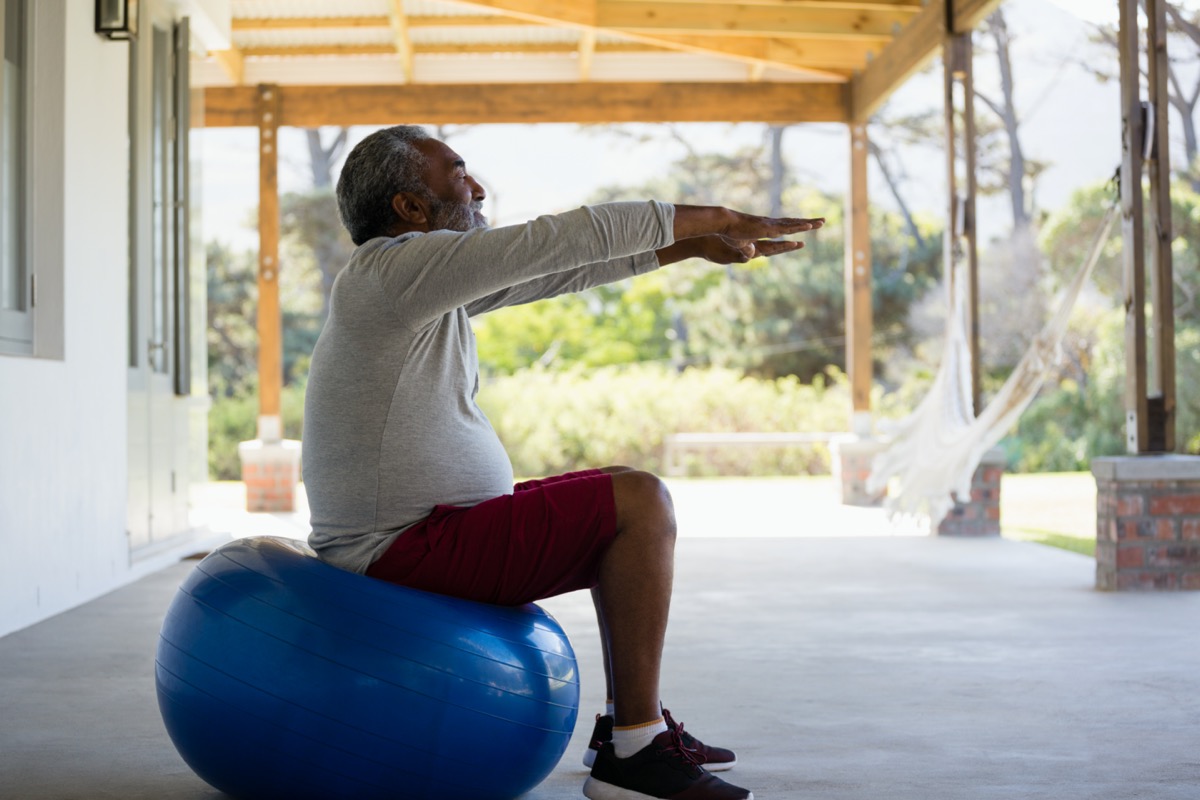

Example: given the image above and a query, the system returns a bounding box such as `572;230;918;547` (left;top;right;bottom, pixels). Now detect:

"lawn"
1000;471;1096;556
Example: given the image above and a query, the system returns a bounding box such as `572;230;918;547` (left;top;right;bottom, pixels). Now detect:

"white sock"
611;717;668;759
605;700;615;717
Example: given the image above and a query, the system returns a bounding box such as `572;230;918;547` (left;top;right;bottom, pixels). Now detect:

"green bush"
208;379;306;480
476;364;852;478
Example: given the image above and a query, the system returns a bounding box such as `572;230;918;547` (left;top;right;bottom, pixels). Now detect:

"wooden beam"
449;1;882;76
645;0;921;7
211;48;245;84
849;0;942;121
578;28;597;80
599;1;916;38
256;84;282;430
388;0;415;81
950;0;1005;32
202;82;849;126
1118;0;1149;452
445;0;595;27
232;16;392;30
646;33;884;70
231;15;527;31
1146;0;1176;451
846;123;873;420
236;42;663;59
240;45;398;57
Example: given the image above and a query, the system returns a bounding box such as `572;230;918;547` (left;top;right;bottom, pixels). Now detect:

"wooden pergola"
195;0;1176;457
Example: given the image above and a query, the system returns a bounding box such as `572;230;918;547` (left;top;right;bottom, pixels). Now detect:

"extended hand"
700;234;805;264
720;211;824;241
672;204;824;245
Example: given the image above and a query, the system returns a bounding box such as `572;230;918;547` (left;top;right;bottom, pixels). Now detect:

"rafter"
236;42;663;59
388;0;414;81
598;2;916;39
634;0;921;7
230;14;533;31
644;33;883;71
211;48;246;84
446;1;883;76
850;0;942;121
849;0;1006;121
578;28;597;80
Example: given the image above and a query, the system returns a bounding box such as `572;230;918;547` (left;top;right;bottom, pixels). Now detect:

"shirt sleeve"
463;251;662;317
368;201;675;330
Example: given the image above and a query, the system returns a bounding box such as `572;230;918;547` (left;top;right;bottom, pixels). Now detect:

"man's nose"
469;176;486;201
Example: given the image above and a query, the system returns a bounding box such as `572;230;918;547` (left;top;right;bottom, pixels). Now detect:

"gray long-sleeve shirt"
304;201;676;573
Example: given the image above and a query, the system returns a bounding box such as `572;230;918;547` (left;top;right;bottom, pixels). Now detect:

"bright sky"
195;0;1143;251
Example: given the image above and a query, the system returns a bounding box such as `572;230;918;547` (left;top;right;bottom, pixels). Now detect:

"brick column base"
937;447;1004;537
1093;455;1200;591
238;439;302;513
831;436;887;507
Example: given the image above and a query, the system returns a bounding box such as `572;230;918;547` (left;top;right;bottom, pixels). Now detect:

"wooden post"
1145;0;1176;452
257;84;282;442
1119;0;1150;453
846;123;873;434
943;32;981;414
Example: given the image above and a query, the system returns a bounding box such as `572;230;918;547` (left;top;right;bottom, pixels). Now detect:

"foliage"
476;364;853;478
1000;180;1200;470
208;378;306;480
280;188;356;319
476;140;942;383
473;272;677;372
206;240;258;395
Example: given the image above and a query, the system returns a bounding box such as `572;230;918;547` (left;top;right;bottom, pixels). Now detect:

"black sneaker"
663;708;737;772
582;728;753;800
583;712;737;772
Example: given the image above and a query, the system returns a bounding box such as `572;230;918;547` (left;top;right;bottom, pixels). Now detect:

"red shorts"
365;469;618;606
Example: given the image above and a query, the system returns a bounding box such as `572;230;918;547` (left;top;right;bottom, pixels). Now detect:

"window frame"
0;0;32;355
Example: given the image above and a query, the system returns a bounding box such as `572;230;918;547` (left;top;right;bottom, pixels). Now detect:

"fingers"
725;213;825;240
753;240;804;257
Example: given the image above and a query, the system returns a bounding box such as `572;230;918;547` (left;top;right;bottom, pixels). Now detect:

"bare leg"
592;466;636;706
592;468;677;726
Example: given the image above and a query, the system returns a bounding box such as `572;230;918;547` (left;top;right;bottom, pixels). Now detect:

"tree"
289;127;354;319
206;240;257;396
1084;1;1200;190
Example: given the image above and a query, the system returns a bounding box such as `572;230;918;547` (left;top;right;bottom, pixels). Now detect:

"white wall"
0;1;133;638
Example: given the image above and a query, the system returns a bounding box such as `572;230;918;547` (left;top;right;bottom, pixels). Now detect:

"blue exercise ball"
155;536;579;800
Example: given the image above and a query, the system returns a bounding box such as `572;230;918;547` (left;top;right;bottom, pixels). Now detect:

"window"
128;14;192;392
0;0;29;354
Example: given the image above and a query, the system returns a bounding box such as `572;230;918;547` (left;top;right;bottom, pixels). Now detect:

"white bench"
661;432;841;477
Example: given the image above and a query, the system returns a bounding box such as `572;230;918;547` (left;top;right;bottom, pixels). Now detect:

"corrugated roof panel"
233;0;387;19
235;27;395;48
410;25;579;46
414;54;580;83
591;53;754;82
403;0;499;17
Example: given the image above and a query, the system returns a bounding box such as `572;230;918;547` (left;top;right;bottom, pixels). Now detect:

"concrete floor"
3;488;1200;799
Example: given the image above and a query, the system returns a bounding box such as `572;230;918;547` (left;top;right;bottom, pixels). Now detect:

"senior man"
303;125;823;800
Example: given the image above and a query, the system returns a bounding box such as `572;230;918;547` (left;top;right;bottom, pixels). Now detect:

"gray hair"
336;125;433;245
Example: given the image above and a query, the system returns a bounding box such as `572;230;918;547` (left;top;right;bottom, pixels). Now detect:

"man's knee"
611;470;675;534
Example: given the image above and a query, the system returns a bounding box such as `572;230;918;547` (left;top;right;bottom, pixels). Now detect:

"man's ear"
391;192;429;228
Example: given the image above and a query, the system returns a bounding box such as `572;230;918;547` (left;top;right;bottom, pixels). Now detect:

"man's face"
415;139;488;232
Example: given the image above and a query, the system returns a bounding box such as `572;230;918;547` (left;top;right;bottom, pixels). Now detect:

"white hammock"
867;202;1119;529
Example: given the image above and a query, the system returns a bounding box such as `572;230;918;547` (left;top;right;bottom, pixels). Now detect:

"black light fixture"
95;0;137;40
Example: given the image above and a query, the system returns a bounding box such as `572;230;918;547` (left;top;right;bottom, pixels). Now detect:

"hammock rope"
867;195;1120;529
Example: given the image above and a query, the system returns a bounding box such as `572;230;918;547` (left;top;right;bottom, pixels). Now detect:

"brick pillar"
1093;455;1200;591
936;447;1003;536
238;438;302;513
831;436;887;507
